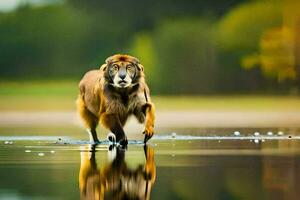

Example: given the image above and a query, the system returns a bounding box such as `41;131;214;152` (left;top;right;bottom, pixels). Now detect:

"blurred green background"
1;2;299;199
0;0;300;111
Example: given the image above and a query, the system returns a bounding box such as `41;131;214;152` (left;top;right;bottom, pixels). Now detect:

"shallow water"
1;131;300;200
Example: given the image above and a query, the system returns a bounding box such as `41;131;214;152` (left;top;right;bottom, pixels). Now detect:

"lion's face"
102;54;144;88
109;61;136;88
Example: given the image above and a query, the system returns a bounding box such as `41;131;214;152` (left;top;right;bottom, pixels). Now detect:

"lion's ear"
131;56;140;64
100;64;107;71
137;64;144;72
131;56;142;71
105;55;114;64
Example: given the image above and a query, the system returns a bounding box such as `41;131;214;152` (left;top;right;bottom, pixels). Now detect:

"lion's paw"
143;125;154;143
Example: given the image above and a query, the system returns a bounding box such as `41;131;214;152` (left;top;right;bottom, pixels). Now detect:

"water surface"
0;130;300;200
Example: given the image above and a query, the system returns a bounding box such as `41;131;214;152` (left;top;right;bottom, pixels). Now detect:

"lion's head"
100;54;144;88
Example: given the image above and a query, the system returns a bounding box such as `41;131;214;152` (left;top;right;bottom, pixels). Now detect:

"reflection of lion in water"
79;145;156;200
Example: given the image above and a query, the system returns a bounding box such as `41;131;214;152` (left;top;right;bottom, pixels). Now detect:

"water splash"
1;134;299;147
55;139;144;146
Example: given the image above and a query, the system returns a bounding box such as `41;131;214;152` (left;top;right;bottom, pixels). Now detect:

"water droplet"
262;139;265;142
171;132;176;138
218;140;221;143
250;140;253;142
254;132;260;136
267;131;273;136
4;141;13;145
38;153;45;156
171;154;175;157
25;150;31;153
234;131;240;136
278;131;284;135
50;150;55;154
254;139;259;144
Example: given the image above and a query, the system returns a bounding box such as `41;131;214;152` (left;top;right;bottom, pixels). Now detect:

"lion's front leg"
142;102;155;143
100;113;128;146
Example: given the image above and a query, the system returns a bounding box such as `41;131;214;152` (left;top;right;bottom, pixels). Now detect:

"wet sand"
1;111;300;128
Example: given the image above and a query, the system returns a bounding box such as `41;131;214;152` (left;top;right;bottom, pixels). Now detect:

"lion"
79;145;156;200
76;54;155;145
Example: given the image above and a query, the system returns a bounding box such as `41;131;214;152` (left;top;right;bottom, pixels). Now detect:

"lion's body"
77;69;150;128
78;70;102;117
76;54;155;144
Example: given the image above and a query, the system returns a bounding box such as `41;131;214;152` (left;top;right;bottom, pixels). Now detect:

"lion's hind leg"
76;95;99;143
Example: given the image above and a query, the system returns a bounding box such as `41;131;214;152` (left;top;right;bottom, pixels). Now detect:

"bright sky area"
0;0;60;12
0;0;20;11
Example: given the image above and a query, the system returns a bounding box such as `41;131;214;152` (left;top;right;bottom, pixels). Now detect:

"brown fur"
76;54;155;144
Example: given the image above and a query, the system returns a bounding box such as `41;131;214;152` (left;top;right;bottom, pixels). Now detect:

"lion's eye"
113;65;119;70
127;65;133;70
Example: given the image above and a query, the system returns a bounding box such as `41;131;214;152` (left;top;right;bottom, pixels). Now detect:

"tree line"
0;0;298;94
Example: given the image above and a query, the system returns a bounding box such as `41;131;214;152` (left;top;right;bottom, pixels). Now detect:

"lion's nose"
118;68;127;80
119;74;126;80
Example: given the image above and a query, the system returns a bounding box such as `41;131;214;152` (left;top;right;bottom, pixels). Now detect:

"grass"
0;81;300;111
153;96;300;111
